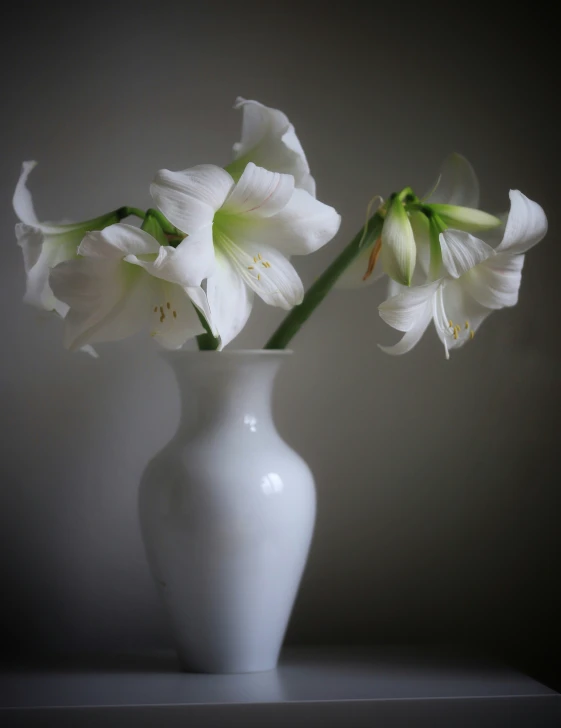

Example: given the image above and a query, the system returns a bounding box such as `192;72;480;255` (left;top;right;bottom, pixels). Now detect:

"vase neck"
166;352;289;433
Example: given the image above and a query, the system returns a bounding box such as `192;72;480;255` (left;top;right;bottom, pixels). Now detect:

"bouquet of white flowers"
14;97;547;359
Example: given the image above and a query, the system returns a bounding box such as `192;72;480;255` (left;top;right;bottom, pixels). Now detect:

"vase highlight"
139;350;316;673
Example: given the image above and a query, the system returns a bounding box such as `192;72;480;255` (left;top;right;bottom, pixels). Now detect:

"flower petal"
441;280;493;353
439;229;495;278
237;187;341;257
50;258;151;350
78;224;161;259
13;160;39;225
151;283;206;350
496;190;548;255
378;280;440;332
425;153;480;208
381;197;416;286
206;250;254;348
217;234;303;310
127;227;216;287
230;98;316;196
150;165;233;233
462;252;525;309
221;162;294;219
378;305;433;356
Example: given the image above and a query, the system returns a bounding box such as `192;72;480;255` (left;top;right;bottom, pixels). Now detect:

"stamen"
167;302;171;310
257;273;261;280
453;330;459;340
160;315;165;323
248;266;254;270
154;306;158;313
465;320;469;329
258;253;263;260
173;311;177;318
262;261;268;268
470;330;475;339
448;319;453;328
253;256;258;263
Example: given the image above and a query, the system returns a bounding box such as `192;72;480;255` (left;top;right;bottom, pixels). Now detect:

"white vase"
138;350;316;674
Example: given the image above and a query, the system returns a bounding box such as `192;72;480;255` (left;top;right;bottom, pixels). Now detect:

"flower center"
448;318;475;341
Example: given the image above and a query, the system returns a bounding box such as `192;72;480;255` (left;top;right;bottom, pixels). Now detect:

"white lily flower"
336;154;500;290
226;98;316;197
13;161;120;315
378;190;547;358
49;223;214;352
151;162;340;347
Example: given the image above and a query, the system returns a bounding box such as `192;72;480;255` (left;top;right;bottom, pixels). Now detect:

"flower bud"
381;196;416;286
427;204;501;232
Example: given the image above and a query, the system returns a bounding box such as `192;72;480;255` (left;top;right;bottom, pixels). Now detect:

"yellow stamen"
465;320;469;329
453;330;459;340
257;273;261;281
448;319;453;328
173;311;177;318
167;302;171;310
262;261;268;267
470;330;475;339
253;256;258;263
258;253;263;260
160;315;165;323
154;306;158;313
248;266;254;270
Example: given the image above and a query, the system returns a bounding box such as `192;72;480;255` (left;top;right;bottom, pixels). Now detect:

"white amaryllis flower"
13;161;120;315
378;190;547;357
336;154;500;290
226;98;316;196
49;224;214;352
150;161;340;347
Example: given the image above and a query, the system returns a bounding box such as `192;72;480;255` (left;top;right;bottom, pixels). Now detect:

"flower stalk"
264;211;384;350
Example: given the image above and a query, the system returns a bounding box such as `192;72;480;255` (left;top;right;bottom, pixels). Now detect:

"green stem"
196;307;220;351
116;206;146;221
264;211;385;350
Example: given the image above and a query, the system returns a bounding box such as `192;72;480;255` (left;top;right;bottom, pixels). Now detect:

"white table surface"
1;645;560;727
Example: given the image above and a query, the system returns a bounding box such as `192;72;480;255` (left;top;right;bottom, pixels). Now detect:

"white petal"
186;286;218;337
127;228;216;287
13;160;39;225
496;190;548;255
335;239;385;289
425;153;480;208
221;163;294;219
462;252;525;309
409;211;431;275
378;304;433;356
237;187;341;257
440;229;495;278
150;165;233;233
151;283;206;350
441;280;493;353
231;98;316;195
207;251;254;348
50;258;151;350
78;224;160;259
15;222;43;272
378;280;440;332
218;234;304;309
380;198;416;286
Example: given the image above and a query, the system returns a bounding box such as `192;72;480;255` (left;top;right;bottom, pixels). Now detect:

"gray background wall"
1;1;559;667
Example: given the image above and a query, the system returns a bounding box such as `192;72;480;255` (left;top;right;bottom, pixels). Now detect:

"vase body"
139;351;316;673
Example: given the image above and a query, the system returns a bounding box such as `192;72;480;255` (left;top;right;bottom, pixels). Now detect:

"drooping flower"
150;161;340;347
13;161;121;315
49;223;215;351
336;154;501;290
378;190;547;357
226;98;316;196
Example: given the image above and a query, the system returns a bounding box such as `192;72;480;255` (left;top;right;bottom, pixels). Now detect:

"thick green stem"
196;308;220;351
264;212;385;350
